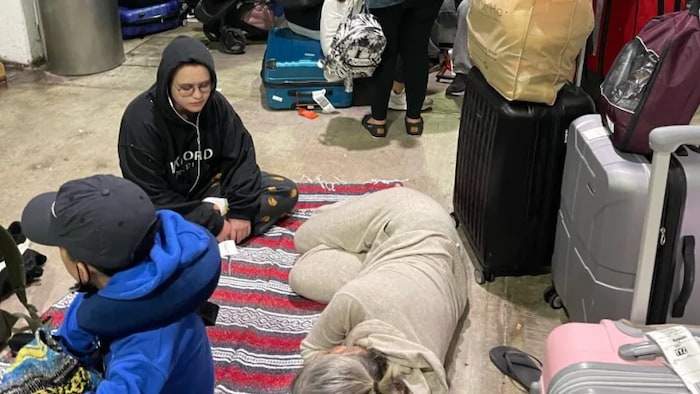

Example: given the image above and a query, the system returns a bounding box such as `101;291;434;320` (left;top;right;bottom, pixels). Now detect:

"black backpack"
0;225;45;349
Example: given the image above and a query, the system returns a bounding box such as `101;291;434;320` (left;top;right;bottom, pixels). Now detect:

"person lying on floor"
21;174;221;393
288;187;469;393
118;35;298;244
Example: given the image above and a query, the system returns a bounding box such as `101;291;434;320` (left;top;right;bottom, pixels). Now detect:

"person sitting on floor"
20;174;221;393
118;35;298;244
445;0;472;96
288;186;469;393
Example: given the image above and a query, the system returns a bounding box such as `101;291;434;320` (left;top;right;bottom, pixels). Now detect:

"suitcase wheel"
474;268;494;285
543;285;563;309
220;27;246;55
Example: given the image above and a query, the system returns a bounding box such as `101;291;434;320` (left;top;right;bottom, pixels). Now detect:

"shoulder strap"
0;225;43;343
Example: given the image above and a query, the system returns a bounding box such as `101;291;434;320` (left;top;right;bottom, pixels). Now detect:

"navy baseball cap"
21;174;157;273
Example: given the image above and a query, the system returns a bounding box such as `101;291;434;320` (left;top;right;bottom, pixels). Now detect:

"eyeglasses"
173;81;212;97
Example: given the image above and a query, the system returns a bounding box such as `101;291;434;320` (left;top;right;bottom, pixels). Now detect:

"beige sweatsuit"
289;186;469;393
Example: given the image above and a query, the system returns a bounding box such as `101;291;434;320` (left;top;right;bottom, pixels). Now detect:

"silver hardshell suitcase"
548;114;700;325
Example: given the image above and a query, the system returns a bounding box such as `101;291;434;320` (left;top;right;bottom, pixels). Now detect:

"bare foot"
367;117;387;126
406;117;421;124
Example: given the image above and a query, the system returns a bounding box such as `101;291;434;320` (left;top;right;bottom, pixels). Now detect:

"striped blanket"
1;181;401;393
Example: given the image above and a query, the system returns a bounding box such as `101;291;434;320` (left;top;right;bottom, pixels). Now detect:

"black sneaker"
446;73;468;96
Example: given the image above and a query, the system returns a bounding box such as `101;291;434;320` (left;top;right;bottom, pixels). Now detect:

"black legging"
203;172;298;236
369;0;442;120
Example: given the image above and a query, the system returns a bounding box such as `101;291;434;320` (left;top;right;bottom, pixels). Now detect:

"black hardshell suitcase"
453;68;594;283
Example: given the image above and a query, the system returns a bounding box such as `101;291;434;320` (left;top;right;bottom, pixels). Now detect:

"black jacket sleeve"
216;99;262;222
118;104;225;235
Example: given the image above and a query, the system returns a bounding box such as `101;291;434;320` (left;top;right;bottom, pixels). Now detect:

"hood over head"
154;35;218;121
74;210;221;339
345;319;449;394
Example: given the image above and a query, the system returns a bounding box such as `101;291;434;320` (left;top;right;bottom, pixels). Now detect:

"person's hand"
216;219;233;243
228;218;251;243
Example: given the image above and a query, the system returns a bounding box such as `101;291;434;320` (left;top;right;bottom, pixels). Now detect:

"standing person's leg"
394;56;405;87
446;0;472;96
252;172;299;235
399;0;442;136
389;57;435;111
362;4;404;138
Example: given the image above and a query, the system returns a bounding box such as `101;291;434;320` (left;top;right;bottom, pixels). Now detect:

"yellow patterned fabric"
0;329;102;393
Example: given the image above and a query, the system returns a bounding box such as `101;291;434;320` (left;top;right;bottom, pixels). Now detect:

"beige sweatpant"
289;186;463;303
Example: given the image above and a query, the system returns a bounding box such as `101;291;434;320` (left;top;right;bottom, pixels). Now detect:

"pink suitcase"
532;319;697;393
535;124;700;393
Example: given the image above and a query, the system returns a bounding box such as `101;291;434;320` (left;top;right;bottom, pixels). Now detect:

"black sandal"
489;346;542;391
362;114;387;138
405;117;424;136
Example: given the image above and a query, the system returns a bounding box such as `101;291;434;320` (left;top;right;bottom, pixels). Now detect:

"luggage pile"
549;0;700;326
453;0;596;283
453;0;700;321
452;0;700;391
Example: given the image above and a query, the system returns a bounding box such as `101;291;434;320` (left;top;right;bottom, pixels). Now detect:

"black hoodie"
118;36;261;236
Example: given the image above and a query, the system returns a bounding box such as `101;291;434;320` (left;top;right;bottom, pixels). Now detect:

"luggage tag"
312;89;337;114
646;325;700;393
218;240;238;258
218;240;238;275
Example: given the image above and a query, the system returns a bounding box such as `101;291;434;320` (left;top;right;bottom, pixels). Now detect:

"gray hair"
291;350;407;394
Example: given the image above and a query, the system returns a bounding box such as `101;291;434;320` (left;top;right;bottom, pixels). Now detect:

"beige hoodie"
346;320;449;394
299;228;468;393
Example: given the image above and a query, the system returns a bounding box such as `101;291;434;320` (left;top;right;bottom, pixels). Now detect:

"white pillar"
0;0;43;65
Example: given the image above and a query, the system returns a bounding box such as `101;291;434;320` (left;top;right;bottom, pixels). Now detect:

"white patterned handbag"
322;1;386;92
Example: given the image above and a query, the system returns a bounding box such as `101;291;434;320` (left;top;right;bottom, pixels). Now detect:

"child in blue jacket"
21;174;221;393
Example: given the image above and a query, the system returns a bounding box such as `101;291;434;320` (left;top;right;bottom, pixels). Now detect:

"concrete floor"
0;25;567;393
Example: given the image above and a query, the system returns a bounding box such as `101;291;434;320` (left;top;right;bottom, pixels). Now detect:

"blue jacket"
57;210;221;393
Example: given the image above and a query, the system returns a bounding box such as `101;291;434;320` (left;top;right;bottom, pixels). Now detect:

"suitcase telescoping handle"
630;125;700;324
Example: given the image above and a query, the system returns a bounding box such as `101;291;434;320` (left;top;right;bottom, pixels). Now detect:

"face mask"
70;265;99;295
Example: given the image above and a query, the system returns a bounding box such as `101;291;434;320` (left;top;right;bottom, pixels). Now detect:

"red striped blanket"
12;181;401;393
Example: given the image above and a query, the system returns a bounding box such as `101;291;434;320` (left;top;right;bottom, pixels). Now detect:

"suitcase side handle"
672;236;696;318
619;341;666;361
619;336;700;361
288;90;335;97
631;125;700;324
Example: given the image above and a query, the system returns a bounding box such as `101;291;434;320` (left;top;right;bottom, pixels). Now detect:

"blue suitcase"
120;0;182;39
261;28;352;110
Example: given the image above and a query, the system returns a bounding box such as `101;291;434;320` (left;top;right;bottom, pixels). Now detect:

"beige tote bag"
467;0;594;105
